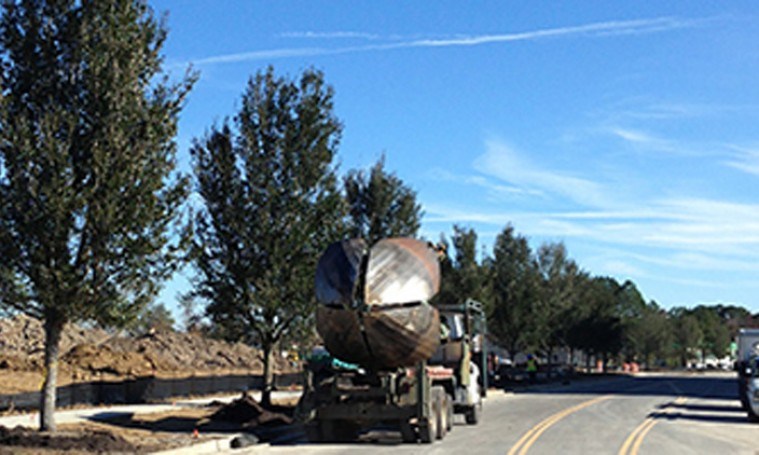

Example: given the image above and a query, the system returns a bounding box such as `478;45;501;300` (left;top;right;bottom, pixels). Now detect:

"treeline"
435;225;759;369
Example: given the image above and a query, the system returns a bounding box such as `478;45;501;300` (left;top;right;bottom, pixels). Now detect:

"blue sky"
149;1;759;316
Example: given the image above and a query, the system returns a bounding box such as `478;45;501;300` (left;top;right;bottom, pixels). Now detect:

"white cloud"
181;16;710;67
472;139;611;208
427;167;543;198
724;145;759;176
279;31;381;40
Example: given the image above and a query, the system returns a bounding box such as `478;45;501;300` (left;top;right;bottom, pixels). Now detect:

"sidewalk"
0;390;302;429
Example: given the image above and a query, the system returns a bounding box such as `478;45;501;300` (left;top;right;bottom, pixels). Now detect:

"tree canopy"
0;0;193;431
188;67;344;405
344;156;422;245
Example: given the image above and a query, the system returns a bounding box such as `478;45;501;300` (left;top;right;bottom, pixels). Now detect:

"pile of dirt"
0;315;110;369
0;426;134;454
210;392;292;427
0;314;296;389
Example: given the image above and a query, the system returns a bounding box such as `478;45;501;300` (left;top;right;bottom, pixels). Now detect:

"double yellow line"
507;395;611;455
617;396;686;455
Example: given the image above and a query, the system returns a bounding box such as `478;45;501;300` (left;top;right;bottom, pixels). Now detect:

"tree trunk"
40;317;64;432
261;344;274;407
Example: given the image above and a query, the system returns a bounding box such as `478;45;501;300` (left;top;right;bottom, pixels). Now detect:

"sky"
148;1;759;317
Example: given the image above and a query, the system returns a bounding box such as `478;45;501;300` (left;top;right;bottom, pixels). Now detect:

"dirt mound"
62;344;158;377
210;393;292;427
106;331;269;373
0;314;110;360
0;314;297;393
0;425;134;453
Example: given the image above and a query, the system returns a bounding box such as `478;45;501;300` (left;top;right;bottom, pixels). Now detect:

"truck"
297;238;486;443
736;328;759;422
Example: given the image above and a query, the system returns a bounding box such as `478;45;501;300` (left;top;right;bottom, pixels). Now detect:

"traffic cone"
192;428;199;439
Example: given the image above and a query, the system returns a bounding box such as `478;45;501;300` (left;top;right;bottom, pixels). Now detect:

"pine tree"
0;0;193;431
188;67;344;406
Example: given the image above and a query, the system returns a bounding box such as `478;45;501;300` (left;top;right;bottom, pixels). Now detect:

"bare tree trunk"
261;344;274;407
40;317;64;432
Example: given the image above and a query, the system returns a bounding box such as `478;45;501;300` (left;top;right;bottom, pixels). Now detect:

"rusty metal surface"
314;237;442;369
316;304;440;370
364;238;440;306
314;239;367;308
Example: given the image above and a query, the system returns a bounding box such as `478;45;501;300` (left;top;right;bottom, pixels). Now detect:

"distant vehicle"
736;328;759;422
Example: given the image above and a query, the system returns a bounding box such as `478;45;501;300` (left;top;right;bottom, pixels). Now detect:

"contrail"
179;16;708;67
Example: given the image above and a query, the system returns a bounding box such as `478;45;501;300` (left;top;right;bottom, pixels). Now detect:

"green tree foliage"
626;301;670;369
344;156;421;245
536;242;583;361
488;225;541;361
570;277;624;369
669;309;703;367
127;302;175;335
0;0;192;431
188;67;344;406
437;225;490;305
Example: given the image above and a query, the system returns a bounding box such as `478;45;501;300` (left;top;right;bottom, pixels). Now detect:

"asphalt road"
248;372;758;455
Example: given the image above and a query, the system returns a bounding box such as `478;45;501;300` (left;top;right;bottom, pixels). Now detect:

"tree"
344;156;422;245
488;225;541;361
669;309;703;367
189;67;344;406
536;242;583;365
128;302;176;335
627;301;670;369
0;0;192;431
565;277;623;368
437;225;490;305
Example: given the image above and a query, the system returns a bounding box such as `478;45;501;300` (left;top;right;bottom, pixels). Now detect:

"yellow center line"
507;395;611;455
618;396;686;455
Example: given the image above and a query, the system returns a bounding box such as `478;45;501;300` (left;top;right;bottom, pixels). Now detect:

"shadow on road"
509;373;739;401
669;402;744;414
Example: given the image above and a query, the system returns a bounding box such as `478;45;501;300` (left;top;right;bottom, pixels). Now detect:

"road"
246;372;758;455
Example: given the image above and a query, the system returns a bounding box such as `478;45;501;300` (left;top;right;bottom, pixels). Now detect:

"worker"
526;354;538;383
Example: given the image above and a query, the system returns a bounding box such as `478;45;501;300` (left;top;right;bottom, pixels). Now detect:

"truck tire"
433;387;447;439
749;409;759;423
419;389;442;444
444;392;453;432
465;403;480;425
418;418;436;444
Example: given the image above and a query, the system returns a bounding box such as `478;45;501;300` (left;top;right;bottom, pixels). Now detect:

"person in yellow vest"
526;354;538;383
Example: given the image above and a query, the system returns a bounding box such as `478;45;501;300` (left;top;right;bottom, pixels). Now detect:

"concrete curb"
150;434;242;455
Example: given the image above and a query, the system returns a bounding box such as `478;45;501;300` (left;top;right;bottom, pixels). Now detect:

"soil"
0;314;297;395
0;394;299;454
0;426;135;454
209;392;293;427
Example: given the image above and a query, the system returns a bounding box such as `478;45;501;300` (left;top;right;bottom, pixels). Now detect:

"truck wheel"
433;387;447;439
418;418;436;444
445;394;454;432
419;390;441;444
465;403;480;425
749;409;759;423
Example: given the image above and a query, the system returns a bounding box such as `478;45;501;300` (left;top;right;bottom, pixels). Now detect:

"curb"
150;434;242;455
